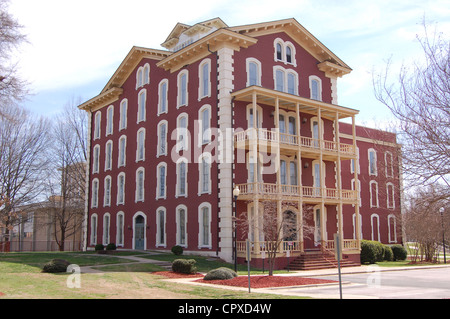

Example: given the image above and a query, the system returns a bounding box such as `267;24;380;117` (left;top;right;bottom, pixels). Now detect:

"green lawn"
0;251;303;299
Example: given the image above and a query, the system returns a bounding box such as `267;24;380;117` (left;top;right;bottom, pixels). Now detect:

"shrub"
172;259;197;274
203;267;238;281
391;244;408;261
383;245;394;261
42;259;71;273
95;244;104;251
171;245;183;255
106;243;117;251
360;240;384;264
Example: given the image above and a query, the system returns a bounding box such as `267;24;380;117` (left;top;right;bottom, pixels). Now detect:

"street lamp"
233;186;240;272
439;207;446;264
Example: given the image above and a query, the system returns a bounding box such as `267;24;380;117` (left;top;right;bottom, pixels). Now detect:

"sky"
8;0;450;129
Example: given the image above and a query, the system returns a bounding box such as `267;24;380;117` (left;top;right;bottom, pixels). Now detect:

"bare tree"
0;105;51;243
0;0;28;109
238;201;314;276
373;21;450;192
403;185;449;263
45;98;88;251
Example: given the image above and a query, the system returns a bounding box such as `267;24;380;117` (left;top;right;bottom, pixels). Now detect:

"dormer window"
274;38;297;66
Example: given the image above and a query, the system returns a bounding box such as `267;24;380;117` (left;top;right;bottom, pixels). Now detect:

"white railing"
234;128;355;156
236;182;357;201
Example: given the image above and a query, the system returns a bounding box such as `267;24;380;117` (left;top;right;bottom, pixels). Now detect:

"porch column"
335;111;344;247
318;107;326;250
296;102;303;252
352;115;361;249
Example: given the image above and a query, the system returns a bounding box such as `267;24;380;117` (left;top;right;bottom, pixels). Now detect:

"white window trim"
370;214;380;242
176;157;188;198
94;111;101;140
246;57;262;87
309;75;323;101
177;69;189;108
136;63;150;89
103;213;111;245
158;79;169;116
116;211;125;247
135;167;145;203
385;151;394;178
273;38;297;67
273;65;298;95
157;120;168;157
119;99;128;131
198;152;212;195
246;103;263;129
387;182;395;209
198;202;212;249
368;148;378;176
136;127;146;162
91;178;99;208
176;204;188;248
104;140;113;172
118;135;127;168
90;214;98;245
388;214;397;243
369;180;379;208
117;172;126;205
103;175;111;207
106;105;114;136
137;88;147;123
92;144;100;174
176;112;189;152
156;207;166;248
156;162;167;200
198;104;211;146
198;58;211;101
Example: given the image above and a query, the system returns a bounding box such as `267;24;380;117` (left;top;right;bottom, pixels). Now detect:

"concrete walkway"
80;251;173;274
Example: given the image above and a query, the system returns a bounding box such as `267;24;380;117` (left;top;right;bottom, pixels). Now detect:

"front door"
135;215;145;250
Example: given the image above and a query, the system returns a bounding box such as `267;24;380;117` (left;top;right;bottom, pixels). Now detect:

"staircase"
286;251;360;271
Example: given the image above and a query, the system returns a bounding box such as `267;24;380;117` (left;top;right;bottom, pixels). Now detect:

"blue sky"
9;0;450;129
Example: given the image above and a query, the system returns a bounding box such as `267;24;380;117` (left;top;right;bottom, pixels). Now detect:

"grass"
0;251;304;299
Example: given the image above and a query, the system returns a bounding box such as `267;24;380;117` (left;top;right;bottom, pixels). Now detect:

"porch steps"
286;252;360;271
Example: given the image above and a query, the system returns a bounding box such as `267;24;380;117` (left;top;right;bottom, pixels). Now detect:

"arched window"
119;99;128;130
103;175;111;207
116;212;124;247
136;128;145;162
117;172;125;205
199;59;211;100
177;70;189;108
90;214;98;245
94;111;101;140
156;207;166;247
157;120;168;157
137;89;146;123
198;203;212;248
246;58;262;86
106;105;114;136
135;167;145;202
156;162;167;199
103;213;111;245
176;205;188;247
105;140;113;171
118;135;127;168
91;178;99;208
176;158;188;197
158;79;168;115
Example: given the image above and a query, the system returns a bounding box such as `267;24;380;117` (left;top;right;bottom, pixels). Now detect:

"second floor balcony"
235;182;358;204
234;128;356;160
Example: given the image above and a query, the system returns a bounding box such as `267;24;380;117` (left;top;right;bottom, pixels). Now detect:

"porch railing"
234;128;355;156
236;182;357;202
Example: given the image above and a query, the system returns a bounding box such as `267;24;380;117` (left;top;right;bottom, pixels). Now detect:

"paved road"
266;266;450;299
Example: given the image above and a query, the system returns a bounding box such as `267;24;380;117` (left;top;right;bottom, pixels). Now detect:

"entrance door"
135;215;145;250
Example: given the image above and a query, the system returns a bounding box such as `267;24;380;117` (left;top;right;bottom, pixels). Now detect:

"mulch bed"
195;276;337;288
152;271;337;288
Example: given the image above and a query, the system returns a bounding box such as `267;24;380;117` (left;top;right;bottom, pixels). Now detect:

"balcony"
234;128;356;160
235;182;357;204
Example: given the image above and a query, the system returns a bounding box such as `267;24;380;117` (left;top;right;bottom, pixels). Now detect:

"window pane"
249;62;258;86
276;43;282;60
286;46;292;63
287;73;296;95
202;63;209;97
276;70;284;92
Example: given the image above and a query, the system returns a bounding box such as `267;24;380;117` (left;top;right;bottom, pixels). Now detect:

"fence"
0;240;82;252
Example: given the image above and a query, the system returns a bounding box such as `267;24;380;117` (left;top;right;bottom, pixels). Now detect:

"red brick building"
79;18;402;269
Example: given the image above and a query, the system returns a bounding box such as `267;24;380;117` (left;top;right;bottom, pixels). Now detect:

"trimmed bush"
204;267;238;281
94;244;104;251
171;245;183;256
172;259;197;274
360;240;384;264
383;245;394;261
391;244;408;261
106;243;117;251
42;259;71;273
